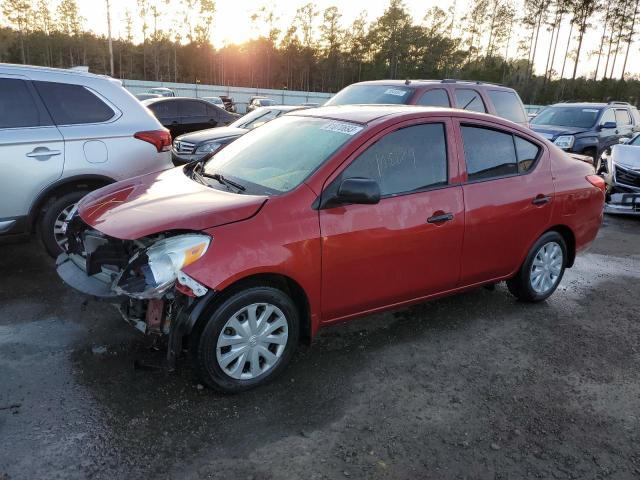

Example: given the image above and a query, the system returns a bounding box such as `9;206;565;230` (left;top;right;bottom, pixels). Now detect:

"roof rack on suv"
441;78;505;87
608;101;630;105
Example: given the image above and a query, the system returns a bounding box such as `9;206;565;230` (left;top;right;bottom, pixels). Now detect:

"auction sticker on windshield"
384;88;408;97
320;121;364;136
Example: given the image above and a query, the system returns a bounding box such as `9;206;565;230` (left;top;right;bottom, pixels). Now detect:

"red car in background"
56;105;605;393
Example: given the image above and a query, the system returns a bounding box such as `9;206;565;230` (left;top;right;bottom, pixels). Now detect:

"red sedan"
56;106;605;392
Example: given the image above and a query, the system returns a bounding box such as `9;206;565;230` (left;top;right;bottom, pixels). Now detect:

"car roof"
0;62;117;83
549;102;607;108
143;96;207;104
288;104;502;125
348;79;516;91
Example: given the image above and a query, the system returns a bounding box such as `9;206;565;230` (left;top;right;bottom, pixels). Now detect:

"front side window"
599;109;616;125
455;89;487;113
325;84;414;106
487;90;527;123
341;123;448;196
416;89;451;107
461;126;517;181
34;81;115;125
531;106;601;129
203;116;359;193
0;78;43;128
615;109;632;126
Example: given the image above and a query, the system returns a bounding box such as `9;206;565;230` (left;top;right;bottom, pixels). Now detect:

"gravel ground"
1;214;639;480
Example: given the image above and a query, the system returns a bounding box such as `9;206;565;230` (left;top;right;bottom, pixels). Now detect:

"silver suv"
0;64;173;256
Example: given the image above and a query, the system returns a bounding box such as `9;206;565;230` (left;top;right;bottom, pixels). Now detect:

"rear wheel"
191;286;299;393
507;231;567;302
40;190;89;258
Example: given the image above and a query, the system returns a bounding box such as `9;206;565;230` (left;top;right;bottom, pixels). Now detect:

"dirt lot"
1;214;639;480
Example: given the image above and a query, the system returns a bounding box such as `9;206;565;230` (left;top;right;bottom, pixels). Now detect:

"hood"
78;167;267;240
611;144;640;170
530;124;588;140
175;126;247;144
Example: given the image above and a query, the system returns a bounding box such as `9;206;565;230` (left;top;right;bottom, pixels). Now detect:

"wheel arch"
545;224;576;267
187;272;313;345
28;174;116;232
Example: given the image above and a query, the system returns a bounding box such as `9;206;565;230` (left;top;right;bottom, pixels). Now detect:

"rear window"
0;78;45;128
455;89;487;113
325;85;414;106
488;90;526;123
34;81;115;125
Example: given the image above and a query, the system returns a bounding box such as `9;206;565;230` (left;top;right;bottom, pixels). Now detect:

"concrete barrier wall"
122;79;333;113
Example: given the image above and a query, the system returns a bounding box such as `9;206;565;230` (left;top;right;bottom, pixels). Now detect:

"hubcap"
530;241;563;294
216;303;288;380
53;203;78;251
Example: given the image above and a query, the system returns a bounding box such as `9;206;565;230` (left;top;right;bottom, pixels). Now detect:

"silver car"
599;134;640;215
0;64;173;256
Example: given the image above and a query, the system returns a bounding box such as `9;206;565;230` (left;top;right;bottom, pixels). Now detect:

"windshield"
203;116;362;193
531;106;601;129
630;135;640;146
230;108;280;130
325;85;414;106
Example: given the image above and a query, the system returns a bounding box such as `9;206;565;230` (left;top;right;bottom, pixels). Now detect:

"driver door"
319;118;464;322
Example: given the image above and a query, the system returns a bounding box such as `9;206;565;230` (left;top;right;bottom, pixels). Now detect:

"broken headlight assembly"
114;234;211;299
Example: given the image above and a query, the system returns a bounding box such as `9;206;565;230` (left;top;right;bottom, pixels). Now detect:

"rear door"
319;118;465;321
0;75;64;223
148;100;179;135
179;100;211;133
455;118;553;285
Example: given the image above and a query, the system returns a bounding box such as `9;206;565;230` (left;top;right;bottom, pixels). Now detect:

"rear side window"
149;101;177;118
514;136;540;172
34;81;115;125
342;123;448;196
416;89;450;107
461;126;517;181
0;78;44;128
455;89;486;113
206;104;222;118
615;109;632;125
180;100;207;117
487;90;526;123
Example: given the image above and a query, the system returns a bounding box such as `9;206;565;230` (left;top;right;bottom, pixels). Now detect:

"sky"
75;0;639;79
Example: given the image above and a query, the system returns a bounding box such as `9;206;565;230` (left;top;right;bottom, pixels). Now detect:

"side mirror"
336;177;381;205
619;137;630;144
600;121;617;130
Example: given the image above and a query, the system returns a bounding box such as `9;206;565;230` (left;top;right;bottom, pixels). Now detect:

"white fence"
121;79;333;113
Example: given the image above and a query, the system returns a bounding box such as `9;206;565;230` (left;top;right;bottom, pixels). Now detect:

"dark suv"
530;102;640;160
325;79;529;127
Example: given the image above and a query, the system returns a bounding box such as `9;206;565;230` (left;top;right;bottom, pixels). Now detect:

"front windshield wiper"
202;172;246;192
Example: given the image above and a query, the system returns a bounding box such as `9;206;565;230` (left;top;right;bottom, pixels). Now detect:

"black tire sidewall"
194;286;300;393
40;190;89;258
518;232;567;302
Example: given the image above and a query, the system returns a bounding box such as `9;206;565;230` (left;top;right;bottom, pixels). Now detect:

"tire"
507;231;567;302
40;190;89;258
191;286;300;393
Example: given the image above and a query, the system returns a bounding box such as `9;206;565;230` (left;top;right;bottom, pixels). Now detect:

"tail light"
586;174;606;194
134;129;172;152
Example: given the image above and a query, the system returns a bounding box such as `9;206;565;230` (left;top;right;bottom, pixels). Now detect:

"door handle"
26;148;61;159
532;194;551;206
427;212;454;224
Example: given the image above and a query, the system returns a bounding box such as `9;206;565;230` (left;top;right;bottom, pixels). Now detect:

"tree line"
1;0;639;105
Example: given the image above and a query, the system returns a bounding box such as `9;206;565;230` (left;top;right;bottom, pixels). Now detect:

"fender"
28;174;116;231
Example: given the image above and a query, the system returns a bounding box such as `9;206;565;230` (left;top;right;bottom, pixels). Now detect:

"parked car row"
0;64;611;393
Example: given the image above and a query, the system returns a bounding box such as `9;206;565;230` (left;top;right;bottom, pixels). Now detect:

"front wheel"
507;232;567;302
191;286;300;393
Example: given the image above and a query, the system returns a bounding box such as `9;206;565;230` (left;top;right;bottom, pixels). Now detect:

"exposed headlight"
554;135;575;149
195;142;222;154
114;234;211;299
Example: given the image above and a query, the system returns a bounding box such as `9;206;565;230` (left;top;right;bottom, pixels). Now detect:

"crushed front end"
56;210;213;363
